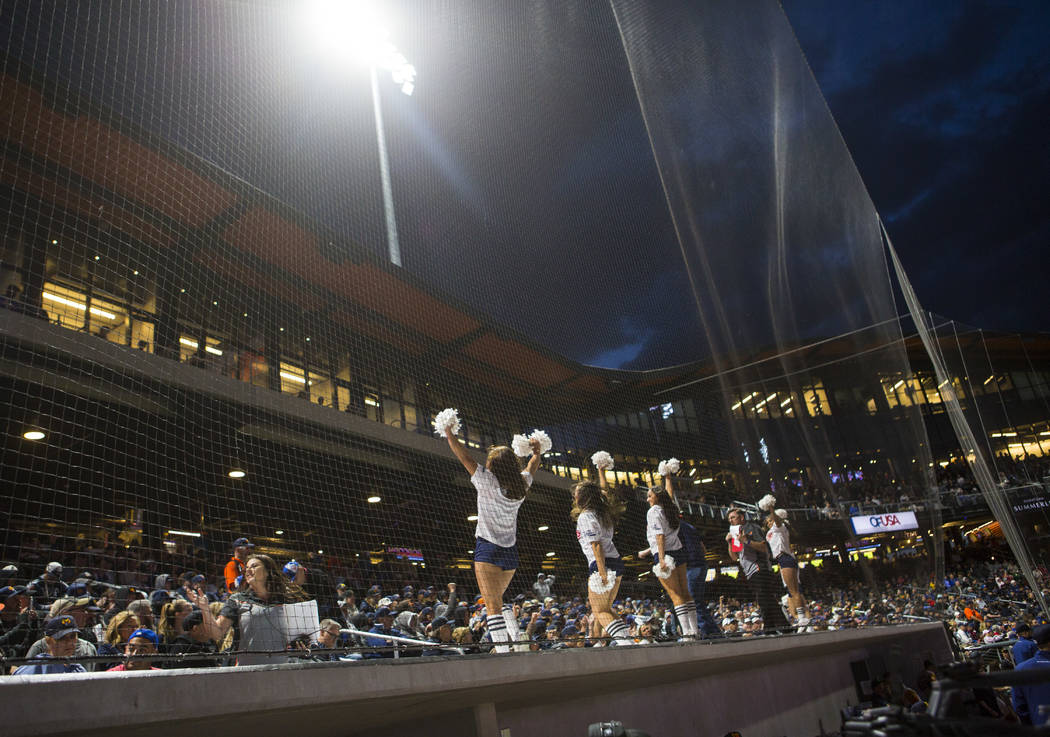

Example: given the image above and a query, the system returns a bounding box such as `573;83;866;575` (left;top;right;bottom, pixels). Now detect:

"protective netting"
0;0;1039;670
887;228;1050;622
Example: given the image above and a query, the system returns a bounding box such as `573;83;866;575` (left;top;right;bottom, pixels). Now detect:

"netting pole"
883;219;1049;618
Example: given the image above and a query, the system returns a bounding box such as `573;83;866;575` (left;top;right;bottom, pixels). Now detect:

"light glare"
303;0;417;95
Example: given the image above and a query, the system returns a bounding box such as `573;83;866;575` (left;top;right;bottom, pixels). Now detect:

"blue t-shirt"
13;654;87;675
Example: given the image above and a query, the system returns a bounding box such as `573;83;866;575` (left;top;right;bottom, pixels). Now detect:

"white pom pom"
511;434;532;458
588;570;617;594
591;451;614;471
657;458;680;477
529;429;552;454
775;508;789;520
652;554;676;579
757;494;777;512
433;408;461;436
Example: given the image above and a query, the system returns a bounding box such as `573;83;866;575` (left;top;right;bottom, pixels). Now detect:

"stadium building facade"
2;62;1048;592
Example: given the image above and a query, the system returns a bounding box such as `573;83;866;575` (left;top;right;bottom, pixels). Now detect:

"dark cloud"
782;0;1050;332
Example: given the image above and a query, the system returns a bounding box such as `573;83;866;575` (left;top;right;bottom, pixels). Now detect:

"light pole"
302;0;417;267
371;64;401;267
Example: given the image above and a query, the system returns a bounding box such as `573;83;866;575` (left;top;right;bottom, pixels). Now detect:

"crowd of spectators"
2;530;1048;680
6;530;1050;724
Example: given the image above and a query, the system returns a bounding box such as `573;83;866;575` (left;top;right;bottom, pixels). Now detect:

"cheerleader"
758;495;810;626
444;422;542;653
642;475;699;638
572;474;632;646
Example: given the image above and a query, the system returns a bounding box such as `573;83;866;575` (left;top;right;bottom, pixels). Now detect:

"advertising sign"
851;511;919;535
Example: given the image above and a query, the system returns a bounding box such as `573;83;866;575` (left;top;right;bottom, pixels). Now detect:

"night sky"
2;1;1047;371
781;0;1050;338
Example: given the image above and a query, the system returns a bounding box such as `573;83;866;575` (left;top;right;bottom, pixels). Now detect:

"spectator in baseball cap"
0;585;28;614
363;606;400;658
13;615;87;675
27;562;67;607
224;538;253;593
1;564;19;587
560;624;583;648
1014;622;1038;666
108;628;161;671
23;598;100;669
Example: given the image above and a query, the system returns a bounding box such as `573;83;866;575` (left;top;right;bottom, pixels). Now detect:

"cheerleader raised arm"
759;495;810;627
444;420;541;653
643;472;699;639
659;462;722;638
573;451;631;646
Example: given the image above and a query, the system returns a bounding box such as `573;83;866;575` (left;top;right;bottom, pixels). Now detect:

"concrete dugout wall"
3;624;951;737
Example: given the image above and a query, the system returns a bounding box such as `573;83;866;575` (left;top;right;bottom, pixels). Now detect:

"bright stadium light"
303;0;416;94
302;0;416;267
23;429;46;441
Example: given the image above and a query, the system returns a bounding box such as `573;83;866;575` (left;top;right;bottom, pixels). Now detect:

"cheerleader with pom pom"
440;410;542;653
568;456;631;646
758;495;810;627
655;463;722;638
640;472;698;639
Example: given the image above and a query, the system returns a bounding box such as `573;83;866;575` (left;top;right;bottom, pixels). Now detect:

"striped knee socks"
487;613;510;653
605;619;633;646
674;603;698;637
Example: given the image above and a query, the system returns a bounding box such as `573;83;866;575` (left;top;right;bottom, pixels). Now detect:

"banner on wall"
851;511;919;535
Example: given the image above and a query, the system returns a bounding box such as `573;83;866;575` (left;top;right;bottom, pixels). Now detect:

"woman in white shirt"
571;480;632;645
760;496;810;626
445;425;542;653
645;486;699;638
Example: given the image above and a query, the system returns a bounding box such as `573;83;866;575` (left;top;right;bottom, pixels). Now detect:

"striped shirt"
471;467;532;547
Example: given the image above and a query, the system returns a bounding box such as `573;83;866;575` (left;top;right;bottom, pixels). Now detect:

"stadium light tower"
303;0;417;267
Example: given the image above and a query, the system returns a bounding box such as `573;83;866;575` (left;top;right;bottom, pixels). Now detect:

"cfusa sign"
851;511;919;535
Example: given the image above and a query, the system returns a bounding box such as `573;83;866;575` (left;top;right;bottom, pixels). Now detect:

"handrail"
341;627;465;656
